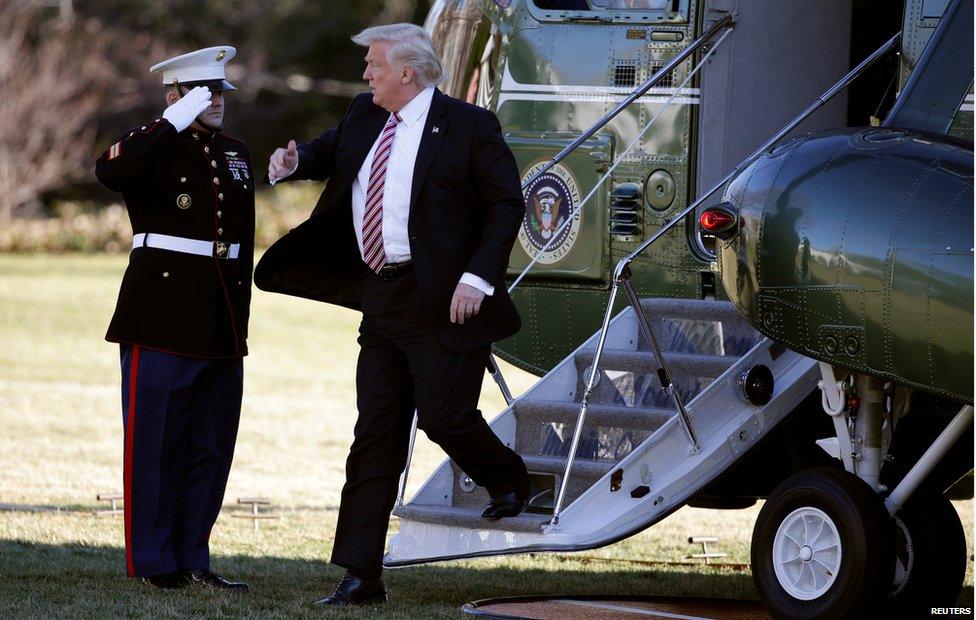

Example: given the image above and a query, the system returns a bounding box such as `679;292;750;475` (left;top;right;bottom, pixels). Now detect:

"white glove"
162;86;212;133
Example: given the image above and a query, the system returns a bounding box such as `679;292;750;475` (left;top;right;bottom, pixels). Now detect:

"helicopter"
258;0;974;616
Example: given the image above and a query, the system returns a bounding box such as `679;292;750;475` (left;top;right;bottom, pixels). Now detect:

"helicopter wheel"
751;467;895;619
885;489;967;614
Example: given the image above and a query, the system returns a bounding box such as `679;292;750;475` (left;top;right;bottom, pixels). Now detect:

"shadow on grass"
0;539;763;618
2;539;972;618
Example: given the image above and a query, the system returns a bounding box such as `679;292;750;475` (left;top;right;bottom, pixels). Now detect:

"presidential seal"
518;162;582;264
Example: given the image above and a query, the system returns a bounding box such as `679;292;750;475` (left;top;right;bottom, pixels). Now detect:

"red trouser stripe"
123;345;141;577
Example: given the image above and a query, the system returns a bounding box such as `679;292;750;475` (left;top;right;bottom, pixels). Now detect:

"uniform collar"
184;126;218;143
394;87;434;128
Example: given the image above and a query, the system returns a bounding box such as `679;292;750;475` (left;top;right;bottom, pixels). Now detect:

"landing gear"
751;467;895;619
886;491;967;614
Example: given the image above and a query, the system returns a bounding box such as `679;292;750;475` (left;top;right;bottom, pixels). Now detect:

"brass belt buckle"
214;241;229;259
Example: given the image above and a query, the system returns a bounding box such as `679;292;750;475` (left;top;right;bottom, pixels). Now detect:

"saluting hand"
268;139;299;185
162;86;212;133
450;282;485;325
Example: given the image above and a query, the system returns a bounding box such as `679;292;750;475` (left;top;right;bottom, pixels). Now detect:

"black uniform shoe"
187;569;249;593
314;573;388;606
481;490;527;520
142;571;189;589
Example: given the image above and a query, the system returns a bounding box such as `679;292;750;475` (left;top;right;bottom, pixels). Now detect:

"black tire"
751;467;895;619
886;491;967;615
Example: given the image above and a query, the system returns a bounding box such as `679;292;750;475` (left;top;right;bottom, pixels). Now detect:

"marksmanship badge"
517;162;582;264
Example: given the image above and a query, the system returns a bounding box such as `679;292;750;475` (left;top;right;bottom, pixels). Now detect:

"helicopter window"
531;0;688;18
590;0;670;8
921;0;950;19
534;0;589;8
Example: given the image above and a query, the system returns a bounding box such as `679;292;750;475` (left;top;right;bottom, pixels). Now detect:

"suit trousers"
330;268;529;578
119;345;242;577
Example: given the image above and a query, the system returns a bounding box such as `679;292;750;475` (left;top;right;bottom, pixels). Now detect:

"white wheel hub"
772;506;842;601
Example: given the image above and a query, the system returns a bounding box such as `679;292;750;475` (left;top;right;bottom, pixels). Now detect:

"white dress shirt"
350;87;494;296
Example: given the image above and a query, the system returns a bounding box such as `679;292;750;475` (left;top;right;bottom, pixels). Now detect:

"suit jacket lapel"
409;88;449;211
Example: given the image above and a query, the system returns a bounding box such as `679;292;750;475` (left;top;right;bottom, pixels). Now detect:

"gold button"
141;126;147;130
162;271;170;278
204;146;210;154
243;184;248;190
211;160;217;168
180;177;187;183
218;193;224;201
217;227;224;235
192;133;200;140
217;210;223;218
213;177;220;185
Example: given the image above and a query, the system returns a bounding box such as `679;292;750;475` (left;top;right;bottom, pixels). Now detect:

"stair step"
575;349;738;378
522;454;614;478
637;298;761;357
515;399;673;432
394;503;551;533
638;298;744;323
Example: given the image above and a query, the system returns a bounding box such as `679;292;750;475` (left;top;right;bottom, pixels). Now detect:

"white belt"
132;233;240;259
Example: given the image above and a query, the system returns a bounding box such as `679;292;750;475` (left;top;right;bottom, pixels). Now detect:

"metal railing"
547;32;902;526
485;12;736;417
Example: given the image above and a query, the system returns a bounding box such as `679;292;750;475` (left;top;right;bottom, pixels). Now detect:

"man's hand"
268;139;299;184
162;86;212;133
450;282;485;325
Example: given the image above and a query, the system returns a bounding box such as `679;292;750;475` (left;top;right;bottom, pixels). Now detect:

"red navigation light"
699;209;734;231
698;204;738;240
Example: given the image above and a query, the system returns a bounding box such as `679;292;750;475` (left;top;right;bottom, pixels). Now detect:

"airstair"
385;299;820;566
384;9;897;568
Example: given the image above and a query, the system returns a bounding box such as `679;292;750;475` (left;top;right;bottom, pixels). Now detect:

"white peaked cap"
149;45;237;91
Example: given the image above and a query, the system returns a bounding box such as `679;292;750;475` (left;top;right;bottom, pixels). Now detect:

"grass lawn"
0;253;972;618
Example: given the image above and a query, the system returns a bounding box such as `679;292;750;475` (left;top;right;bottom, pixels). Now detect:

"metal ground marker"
96;492;123;516
687;536;728;565
233;497;279;531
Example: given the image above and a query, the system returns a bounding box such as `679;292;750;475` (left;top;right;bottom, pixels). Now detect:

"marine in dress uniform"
94;46;253;592
258;24;530;606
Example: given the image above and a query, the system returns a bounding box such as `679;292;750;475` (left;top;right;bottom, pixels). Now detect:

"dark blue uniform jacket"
95;119;255;357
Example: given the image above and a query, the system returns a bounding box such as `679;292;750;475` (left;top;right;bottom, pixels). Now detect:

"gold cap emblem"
176;194;192;209
216;50;226;62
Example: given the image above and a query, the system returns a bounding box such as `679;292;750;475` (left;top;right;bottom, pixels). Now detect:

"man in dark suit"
256;23;531;606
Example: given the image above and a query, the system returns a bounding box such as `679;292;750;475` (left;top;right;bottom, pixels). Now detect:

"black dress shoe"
314;573;387;606
482;491;527;520
141;571;189;589
187;569;249;593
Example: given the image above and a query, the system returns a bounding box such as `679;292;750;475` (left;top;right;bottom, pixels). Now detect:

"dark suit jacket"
254;89;524;352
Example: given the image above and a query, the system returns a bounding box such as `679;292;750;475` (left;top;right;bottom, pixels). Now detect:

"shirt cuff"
460;272;494;296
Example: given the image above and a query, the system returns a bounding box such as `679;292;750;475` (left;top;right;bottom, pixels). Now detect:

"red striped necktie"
362;111;402;273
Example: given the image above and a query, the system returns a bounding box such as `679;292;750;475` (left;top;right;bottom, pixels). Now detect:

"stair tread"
514;399;673;437
638;297;742;318
394;503;551;533
516;398;673;419
521;453;615;476
576;348;739;372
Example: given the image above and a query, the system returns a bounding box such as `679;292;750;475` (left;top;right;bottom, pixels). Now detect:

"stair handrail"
486;18;737;410
507;12;735;295
548;32;903;527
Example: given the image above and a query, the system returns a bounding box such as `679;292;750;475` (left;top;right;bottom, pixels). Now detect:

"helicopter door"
505;131;614;285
